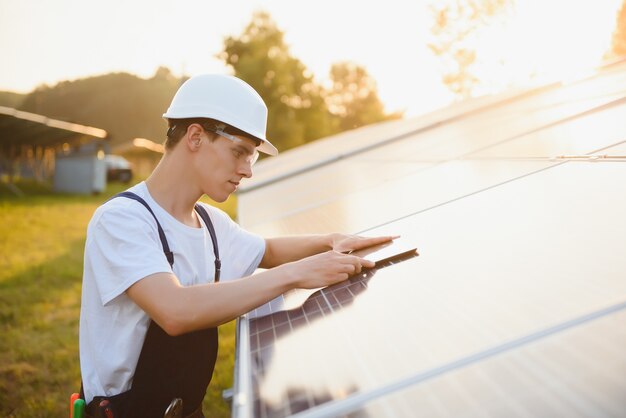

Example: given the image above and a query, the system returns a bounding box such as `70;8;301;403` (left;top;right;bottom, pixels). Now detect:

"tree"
219;11;336;151
0;91;26;108
610;0;626;57
327;62;401;131
18;69;182;147
428;0;512;99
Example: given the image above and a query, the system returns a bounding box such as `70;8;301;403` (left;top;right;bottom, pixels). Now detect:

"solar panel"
232;62;626;417
240;89;537;193
239;68;626;233
242;159;557;236
237;159;432;229
237;160;626;417
304;306;626;418
246;252;420;417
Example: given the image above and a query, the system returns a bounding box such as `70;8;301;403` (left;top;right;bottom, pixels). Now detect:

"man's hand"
126;233;400;334
279;250;375;289
261;233;399;270
331;233;399;254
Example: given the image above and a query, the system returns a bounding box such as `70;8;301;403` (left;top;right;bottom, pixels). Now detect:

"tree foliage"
429;0;512;99
0;91;26;108
611;0;626;57
219;11;335;151
327;62;401;131
219;11;397;151
18;68;181;146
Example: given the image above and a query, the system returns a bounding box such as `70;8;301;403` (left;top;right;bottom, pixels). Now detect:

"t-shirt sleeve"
86;205;173;305
205;206;265;279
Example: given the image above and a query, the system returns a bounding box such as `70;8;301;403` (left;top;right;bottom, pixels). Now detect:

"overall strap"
194;203;221;282
113;191;175;267
111;192;220;280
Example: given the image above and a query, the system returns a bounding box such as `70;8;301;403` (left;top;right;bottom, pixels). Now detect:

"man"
79;74;394;417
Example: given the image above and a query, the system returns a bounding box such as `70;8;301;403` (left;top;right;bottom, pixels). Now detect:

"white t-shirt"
79;182;265;403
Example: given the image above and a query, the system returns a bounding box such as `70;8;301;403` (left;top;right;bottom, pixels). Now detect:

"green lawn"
0;180;238;417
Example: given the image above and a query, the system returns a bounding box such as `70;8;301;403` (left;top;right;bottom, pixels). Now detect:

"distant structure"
0;106;108;194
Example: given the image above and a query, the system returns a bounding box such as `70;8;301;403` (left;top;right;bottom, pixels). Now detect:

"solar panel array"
231;60;626;418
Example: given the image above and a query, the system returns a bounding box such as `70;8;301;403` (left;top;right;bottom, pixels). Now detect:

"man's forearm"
127;249;370;335
128;268;294;335
260;234;338;268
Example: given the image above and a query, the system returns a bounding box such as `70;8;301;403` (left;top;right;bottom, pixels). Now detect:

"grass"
0;179;238;417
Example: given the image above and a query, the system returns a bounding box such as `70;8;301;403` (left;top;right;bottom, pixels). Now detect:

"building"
0;106;108;194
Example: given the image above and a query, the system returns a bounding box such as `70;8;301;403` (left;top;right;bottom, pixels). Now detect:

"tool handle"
73;399;86;418
164;398;183;418
99;399;115;418
70;393;80;418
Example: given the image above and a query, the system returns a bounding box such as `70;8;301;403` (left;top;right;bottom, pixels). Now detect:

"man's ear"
185;124;204;150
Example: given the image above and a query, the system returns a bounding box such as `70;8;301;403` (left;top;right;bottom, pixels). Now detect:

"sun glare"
0;0;623;117
343;0;624;117
472;0;623;93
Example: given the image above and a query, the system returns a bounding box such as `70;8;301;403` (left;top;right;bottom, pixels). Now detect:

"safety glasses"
205;126;260;166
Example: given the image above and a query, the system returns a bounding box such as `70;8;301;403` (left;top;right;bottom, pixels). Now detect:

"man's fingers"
342;263;357;273
355;255;374;269
339;253;375;270
343;255;374;274
351;235;399;250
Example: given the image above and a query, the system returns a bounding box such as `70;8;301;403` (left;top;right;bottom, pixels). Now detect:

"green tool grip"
69;393;80;418
73;398;86;418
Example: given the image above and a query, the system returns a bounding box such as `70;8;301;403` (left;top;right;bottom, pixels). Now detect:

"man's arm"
260;233;398;268
127;249;373;336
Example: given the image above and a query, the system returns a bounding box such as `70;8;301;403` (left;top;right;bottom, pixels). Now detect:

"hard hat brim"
257;138;278;156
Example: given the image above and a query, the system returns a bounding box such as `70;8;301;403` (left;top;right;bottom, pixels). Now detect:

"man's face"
195;130;258;202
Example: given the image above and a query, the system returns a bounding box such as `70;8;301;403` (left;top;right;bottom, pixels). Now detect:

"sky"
0;0;622;117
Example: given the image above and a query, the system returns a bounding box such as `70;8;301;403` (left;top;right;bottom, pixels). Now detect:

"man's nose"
238;160;253;178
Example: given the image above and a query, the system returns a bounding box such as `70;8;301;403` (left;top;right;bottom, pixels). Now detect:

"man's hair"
164;118;260;150
164;118;216;150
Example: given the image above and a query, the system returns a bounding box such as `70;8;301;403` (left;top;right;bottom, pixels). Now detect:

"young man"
79;74;393;417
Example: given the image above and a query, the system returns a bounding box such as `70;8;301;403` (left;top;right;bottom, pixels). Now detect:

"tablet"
347;237;418;266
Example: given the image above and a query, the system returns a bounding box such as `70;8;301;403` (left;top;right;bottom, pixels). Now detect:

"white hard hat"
163;74;278;156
